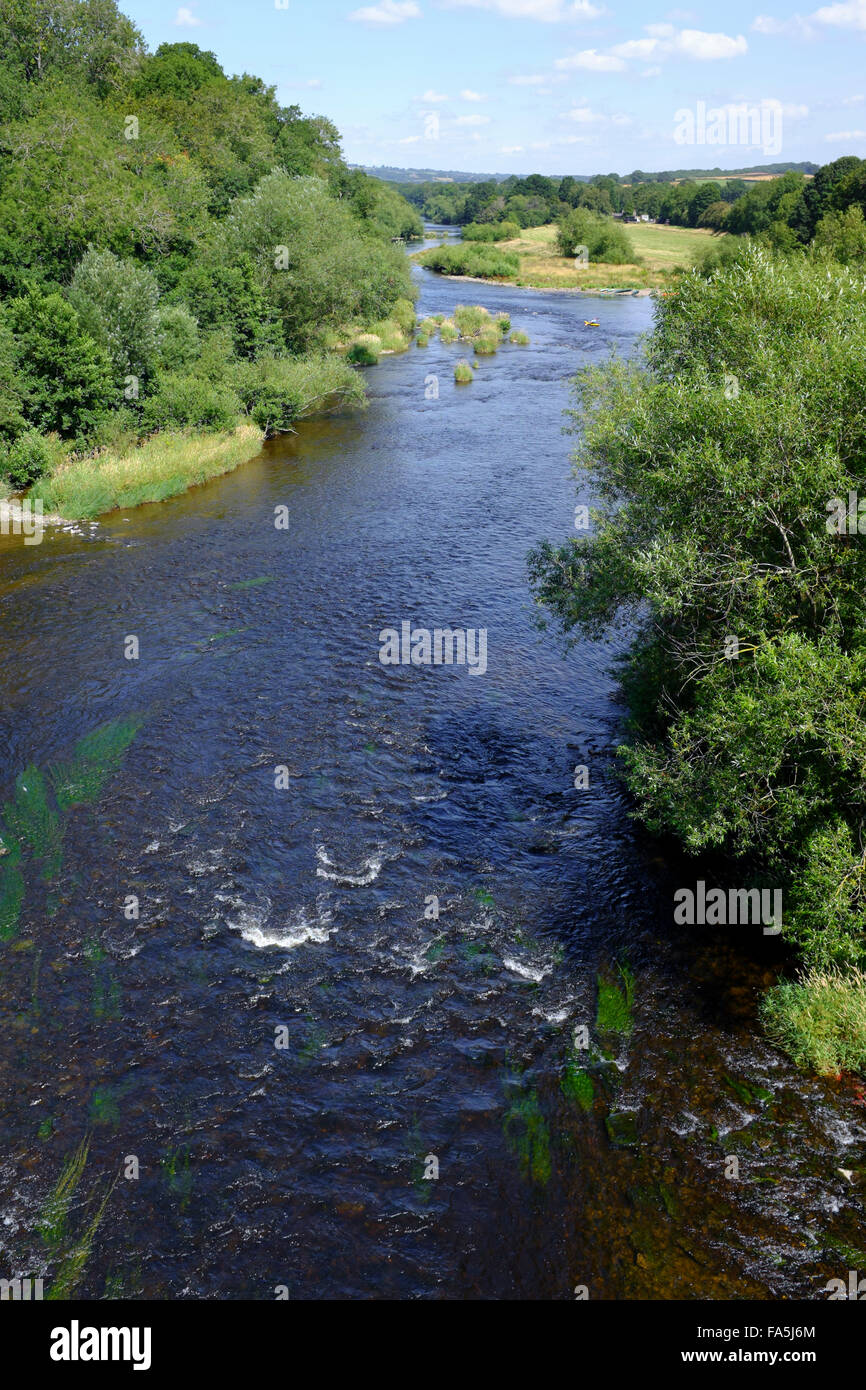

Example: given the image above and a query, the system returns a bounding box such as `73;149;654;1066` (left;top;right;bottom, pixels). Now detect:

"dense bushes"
139;371;240;433
231;354;365;431
416;243;519;279
0;429;59;489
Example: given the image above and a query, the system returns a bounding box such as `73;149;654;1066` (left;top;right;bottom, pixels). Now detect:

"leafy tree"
7;286;113;438
812;204;866;264
529;246;866;971
557;208;635;264
69;246;161;383
222;171;413;351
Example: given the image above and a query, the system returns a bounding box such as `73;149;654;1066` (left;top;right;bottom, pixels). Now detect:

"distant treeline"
396;159;866;264
365;160;817;188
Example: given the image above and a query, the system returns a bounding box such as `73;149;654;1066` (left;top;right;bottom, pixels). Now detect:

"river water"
0;228;864;1300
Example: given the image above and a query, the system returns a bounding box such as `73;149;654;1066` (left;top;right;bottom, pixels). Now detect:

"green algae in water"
92;971;121;1021
297;1019;328;1065
0;848;25;941
503;1087;552;1185
561;1060;595;1112
228;576;274;590
722;1074;773;1106
605;1110;639;1148
597;962;635;1034
51;716;142;811
46;1178;115;1301
162;1147;193;1209
90;1086;121;1128
38;1137;90;1248
2;766;63;881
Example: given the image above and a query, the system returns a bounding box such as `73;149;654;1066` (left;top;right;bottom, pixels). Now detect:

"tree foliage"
529;247;866;970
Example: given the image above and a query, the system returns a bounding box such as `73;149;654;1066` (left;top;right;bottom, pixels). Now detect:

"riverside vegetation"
410;158;866;291
530;243;866;1076
0;0;423;519
413;305;528;380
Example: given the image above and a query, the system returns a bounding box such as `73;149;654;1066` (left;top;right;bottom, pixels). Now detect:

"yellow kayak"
584;319;600;327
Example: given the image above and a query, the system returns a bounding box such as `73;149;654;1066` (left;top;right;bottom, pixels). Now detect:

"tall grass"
33;425;263;521
39;1138;91;1248
760;969;866;1075
453;304;492;338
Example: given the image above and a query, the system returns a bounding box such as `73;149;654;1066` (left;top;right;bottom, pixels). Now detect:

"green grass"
33;424;263;521
492;221;730;291
453;304;492;338
760;968;866;1076
454;359;473;384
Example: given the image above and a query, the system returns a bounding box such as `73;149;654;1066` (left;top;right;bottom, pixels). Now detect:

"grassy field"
497;222;729;291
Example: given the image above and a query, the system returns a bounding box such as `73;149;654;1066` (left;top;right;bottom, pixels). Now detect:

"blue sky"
121;0;866;174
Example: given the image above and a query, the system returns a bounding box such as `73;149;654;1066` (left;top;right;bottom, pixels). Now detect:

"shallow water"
1;233;864;1300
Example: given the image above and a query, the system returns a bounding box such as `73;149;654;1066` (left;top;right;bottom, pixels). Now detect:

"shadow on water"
0;247;864;1299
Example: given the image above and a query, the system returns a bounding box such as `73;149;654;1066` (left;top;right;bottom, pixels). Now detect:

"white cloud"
349;0;420;23
781;102;809;117
397;134;423;143
444;0;603;18
825;128;866;138
752;13;815;37
675;29;747;58
558;25;746;71
455;113;491;124
812;0;866;30
610;38;661;58
842;93;865;104
561;104;606;121
421;89;449;101
501;144;525;152
461;88;487;100
556;49;627;70
174;6;201;25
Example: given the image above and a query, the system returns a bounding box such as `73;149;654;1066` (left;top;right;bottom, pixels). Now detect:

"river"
0;226;863;1300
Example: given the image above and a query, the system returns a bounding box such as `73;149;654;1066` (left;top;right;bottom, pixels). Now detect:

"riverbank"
415;222;727;292
21;348;382;522
30;424;265;522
